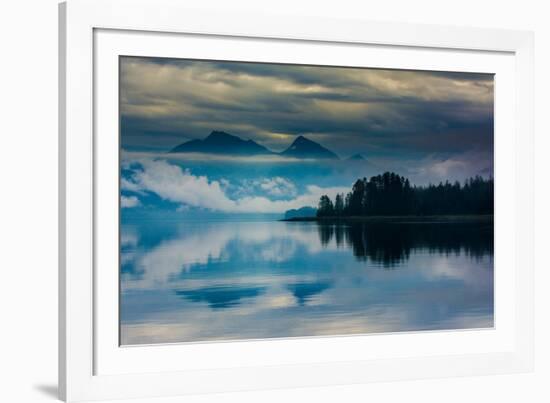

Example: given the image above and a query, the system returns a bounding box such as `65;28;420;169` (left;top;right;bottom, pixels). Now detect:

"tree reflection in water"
316;221;493;268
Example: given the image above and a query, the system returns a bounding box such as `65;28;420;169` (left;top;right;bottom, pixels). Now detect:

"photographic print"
119;57;494;345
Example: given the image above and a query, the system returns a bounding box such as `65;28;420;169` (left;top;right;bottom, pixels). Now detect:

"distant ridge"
169;131;272;156
347;153;365;161
280;136;339;160
169;131;340;160
284;206;317;220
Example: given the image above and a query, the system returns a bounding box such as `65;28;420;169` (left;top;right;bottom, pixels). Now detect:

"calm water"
120;219;494;345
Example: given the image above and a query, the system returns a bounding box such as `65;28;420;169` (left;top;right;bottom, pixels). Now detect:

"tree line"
317;172;493;217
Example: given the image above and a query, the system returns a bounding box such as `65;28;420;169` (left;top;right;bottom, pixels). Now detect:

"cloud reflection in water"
120;220;493;345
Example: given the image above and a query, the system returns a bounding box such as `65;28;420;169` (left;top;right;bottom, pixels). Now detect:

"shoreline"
280;214;494;223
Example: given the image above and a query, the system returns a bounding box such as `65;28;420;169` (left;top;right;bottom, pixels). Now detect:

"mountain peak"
207;130;235;140
291;135;315;146
282;135;339;160
170;131;339;160
169;131;272;155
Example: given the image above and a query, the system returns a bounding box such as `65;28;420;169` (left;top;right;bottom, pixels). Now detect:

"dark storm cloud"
120;56;493;159
137;56;492;88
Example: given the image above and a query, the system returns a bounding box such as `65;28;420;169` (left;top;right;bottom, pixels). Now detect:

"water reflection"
176;285;266;309
316;221;493;267
120;219;494;345
288;281;332;306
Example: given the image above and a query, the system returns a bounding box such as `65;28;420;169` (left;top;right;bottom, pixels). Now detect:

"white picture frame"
59;0;534;401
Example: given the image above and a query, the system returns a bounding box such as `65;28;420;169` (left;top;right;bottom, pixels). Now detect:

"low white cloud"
127;159;348;214
258;177;297;197
120;230;138;247
230;177;297;199
121;195;141;208
408;150;494;185
428;158;468;177
131;159;233;211
121;177;145;194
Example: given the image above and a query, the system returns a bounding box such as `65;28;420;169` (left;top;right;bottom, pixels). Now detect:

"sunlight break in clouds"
126;159;348;213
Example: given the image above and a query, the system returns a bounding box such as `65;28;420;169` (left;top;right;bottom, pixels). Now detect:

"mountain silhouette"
281;136;339;159
169;131;340;159
169;131;273;155
347;153;365;161
284;206;317;219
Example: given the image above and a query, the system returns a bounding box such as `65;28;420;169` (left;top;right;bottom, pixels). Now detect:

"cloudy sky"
120;56;494;215
121;56;493;158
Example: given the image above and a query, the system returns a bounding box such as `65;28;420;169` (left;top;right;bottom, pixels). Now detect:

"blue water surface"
120;219;493;345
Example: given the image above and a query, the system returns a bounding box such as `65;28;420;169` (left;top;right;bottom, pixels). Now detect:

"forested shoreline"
316;172;493;217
